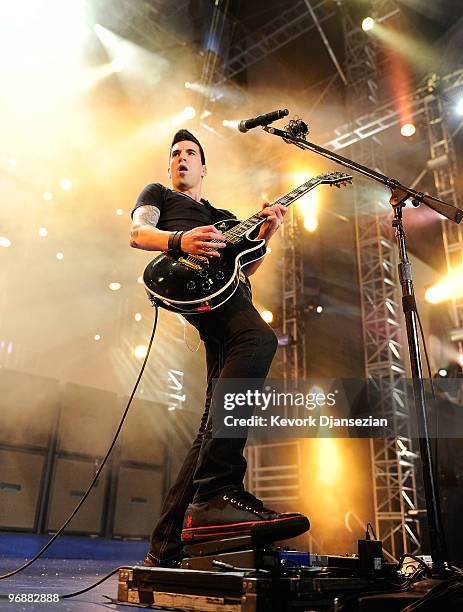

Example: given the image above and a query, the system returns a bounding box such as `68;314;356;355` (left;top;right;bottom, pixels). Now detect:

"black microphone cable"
0;303;159;580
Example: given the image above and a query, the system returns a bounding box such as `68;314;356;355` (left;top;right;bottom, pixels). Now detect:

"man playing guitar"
130;129;310;567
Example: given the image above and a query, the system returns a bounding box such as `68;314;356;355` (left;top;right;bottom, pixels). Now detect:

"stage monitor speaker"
0;369;59;448
58;383;121;456
0;449;45;530
118;398;166;465
46;457;108;534
112;466;163;538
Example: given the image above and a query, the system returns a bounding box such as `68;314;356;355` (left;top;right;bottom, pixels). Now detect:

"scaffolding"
424;85;463;342
343;1;421;562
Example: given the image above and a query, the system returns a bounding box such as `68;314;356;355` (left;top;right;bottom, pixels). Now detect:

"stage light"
400;123;416;137
60;178;72;191
116;208;123;215
43;192;53;201
109;282;121;291
425;265;463;303
56;252;64;260
316;305;323;314
362;17;375;32
184;81;192;89
94;334;101;341
111;58;126;73
183;106;196;120
457;98;463;116
267;247;272;254
0;237;11;248
134;313;142;322
38;227;48;237
438;368;448;377
304;217;318;232
260;310;274;323
134;344;147;359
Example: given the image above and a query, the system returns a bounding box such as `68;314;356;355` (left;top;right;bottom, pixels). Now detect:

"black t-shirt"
132;183;236;231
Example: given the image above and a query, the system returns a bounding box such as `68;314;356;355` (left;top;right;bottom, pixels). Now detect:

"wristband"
168;231;184;255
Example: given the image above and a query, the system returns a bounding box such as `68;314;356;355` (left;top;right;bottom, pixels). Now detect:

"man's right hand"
180;225;227;257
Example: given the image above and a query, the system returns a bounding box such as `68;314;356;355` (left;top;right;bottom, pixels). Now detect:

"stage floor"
0;557;166;611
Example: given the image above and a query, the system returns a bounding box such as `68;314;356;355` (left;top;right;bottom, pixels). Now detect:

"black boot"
181;490;309;544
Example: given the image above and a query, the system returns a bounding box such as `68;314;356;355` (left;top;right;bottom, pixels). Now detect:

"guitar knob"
199;269;209;277
186;281;196;290
202;280;212;290
216;271;225;280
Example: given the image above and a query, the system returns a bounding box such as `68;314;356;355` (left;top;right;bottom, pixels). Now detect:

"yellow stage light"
362;17;375;32
260;310;274;323
134;313;142;322
183;106;196;120
134;344;147;359
315;438;342;486
401;123;416;137
56;252;64;260
304;216;318;232
111;58;126;73
60;178;72;191
185;81;192;89
43;192;53;201
38;227;48;237
116;208;123;215
109;282;121;291
425;265;463;303
0;237;12;248
94;334;101;341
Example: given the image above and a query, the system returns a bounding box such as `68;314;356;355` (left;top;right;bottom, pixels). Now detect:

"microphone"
238;108;289;133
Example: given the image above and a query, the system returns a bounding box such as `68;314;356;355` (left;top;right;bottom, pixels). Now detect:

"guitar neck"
225;178;321;240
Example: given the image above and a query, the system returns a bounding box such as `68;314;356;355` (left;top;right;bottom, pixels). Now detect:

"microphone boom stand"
263;123;463;575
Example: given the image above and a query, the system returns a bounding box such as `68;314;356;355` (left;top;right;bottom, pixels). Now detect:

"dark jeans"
148;283;278;562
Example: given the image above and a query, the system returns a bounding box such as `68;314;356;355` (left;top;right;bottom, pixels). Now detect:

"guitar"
143;172;352;314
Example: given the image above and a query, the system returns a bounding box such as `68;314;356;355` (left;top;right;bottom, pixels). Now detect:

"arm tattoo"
136;206;160;227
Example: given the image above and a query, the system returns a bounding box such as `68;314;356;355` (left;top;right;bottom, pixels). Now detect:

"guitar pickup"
178;257;202;271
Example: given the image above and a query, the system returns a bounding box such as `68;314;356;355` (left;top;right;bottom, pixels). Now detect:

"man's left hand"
257;202;287;241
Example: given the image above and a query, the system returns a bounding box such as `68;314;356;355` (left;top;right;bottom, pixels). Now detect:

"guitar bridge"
178;257;202;271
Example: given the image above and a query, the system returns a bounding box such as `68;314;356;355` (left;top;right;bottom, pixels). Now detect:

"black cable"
61;566;132;599
367;522;378;540
0;304;159;580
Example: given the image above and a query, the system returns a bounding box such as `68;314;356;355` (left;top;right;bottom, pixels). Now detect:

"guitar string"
183;174;349;265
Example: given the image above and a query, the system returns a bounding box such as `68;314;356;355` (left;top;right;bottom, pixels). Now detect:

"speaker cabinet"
112;466;163;537
58;383;121;456
46;457;108;534
0;369;58;448
0;449;45;530
118;398;166;465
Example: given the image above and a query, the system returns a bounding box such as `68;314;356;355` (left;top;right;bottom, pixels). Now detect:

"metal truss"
213;0;336;86
344;1;421;562
281;209;307;383
324;68;463;151
424;92;463;339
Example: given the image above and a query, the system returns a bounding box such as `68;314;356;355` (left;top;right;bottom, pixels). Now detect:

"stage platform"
0;534;165;611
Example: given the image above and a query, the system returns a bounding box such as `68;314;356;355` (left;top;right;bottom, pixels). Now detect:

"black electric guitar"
143;172;352;314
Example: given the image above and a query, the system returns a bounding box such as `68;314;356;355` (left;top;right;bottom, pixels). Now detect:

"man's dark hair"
171;129;206;165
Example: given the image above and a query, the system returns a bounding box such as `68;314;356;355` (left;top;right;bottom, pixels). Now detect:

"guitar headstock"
317;172;353;188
